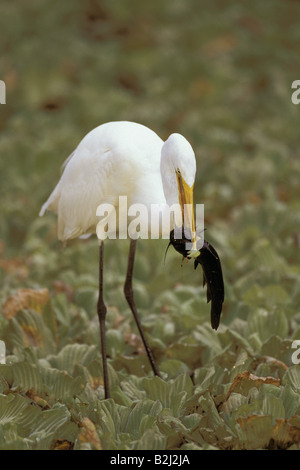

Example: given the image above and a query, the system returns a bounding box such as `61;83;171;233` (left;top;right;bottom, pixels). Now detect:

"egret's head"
161;133;197;246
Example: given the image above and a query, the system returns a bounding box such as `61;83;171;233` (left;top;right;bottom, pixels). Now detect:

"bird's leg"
124;239;161;378
97;241;110;399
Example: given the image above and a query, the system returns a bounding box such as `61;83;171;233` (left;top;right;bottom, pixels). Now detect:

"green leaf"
142;374;193;417
280;384;300;418
261;394;286;424
29;405;71;436
99;399;123;437
236;414;273;450
282;365;300;392
4;309;56;356
246;308;289;343
120;399;162;439
10;362;45;394
134;427;166;450
261;335;294;366
48;343;98;374
0;394;31;425
39;366;85;400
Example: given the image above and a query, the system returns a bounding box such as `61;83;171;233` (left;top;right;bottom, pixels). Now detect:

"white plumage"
40;121;196;243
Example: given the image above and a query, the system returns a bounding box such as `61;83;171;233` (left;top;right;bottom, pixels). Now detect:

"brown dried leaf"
89;375;104;390
225;371;280;401
26;388;50;409
189;78;214;102
272;418;300;448
237;414;273;449
52;440;74;450
202;34;237;58
262;355;288;371
0;240;29;281
237;15;262;35
22;324;43;348
78;417;102;450
0;258;29;281
52;280;74;302
2;288;50;320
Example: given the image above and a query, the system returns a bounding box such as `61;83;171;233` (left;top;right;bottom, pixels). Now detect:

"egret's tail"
39;202;48;217
39;184;60;216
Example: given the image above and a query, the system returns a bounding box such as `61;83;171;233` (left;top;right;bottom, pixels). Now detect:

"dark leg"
97;241;110;399
124;239;161;377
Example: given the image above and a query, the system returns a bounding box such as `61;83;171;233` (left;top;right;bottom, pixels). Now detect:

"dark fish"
169;229;224;330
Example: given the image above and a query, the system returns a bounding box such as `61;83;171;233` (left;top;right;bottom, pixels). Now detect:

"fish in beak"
168;228;225;330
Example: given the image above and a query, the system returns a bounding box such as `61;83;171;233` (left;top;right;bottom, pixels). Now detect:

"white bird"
40;121;197;398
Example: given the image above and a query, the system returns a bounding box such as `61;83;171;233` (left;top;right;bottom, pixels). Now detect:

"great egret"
40;120;222;399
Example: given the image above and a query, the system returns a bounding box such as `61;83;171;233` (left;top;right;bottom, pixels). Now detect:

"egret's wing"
39;145;110;240
61;150;76;172
39;121;165;242
39;151;76;217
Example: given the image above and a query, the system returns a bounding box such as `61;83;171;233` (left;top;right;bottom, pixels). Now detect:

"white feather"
40;121;196;241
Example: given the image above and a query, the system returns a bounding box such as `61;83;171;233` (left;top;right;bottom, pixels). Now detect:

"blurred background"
0;0;300;370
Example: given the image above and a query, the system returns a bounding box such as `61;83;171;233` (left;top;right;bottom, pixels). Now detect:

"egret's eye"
176;168;181;175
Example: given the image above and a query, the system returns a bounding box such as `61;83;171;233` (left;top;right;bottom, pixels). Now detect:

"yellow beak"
176;172;196;250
